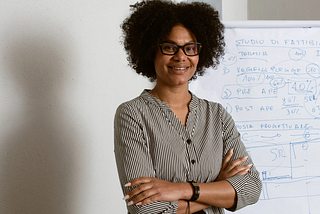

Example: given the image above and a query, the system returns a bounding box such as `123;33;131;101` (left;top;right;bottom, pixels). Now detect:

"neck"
149;83;191;108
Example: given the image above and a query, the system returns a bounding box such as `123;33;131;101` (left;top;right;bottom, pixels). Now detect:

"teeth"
172;67;187;70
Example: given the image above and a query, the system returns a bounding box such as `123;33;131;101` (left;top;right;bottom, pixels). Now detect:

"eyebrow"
163;40;197;44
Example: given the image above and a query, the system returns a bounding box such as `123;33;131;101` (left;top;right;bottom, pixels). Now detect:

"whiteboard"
189;21;320;214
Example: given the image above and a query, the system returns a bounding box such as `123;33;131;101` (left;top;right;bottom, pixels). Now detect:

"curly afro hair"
121;0;225;82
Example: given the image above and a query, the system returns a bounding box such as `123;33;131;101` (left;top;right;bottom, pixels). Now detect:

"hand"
215;149;252;181
123;177;185;206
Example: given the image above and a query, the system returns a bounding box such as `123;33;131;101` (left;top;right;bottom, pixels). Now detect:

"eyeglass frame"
158;41;202;56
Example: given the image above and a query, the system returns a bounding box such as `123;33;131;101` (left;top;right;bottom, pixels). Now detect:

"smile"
169;67;189;70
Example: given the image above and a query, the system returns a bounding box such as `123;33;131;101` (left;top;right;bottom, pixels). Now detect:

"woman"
114;1;262;213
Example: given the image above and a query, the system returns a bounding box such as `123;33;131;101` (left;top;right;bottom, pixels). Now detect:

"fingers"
223;148;250;172
217;163;252;181
230;163;253;176
125;177;152;187
123;177;164;206
226;155;251;175
221;148;233;170
126;181;153;198
126;187;157;206
226;155;249;171
123;177;181;206
217;151;254;181
124;177;155;198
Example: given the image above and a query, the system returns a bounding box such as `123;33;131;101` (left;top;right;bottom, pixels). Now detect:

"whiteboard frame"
222;20;320;28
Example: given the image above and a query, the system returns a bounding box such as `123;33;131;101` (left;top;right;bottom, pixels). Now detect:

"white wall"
0;0;152;213
0;0;249;213
222;0;248;20
189;0;222;17
248;0;320;20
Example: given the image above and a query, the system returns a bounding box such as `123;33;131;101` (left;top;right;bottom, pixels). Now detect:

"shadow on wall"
1;19;80;214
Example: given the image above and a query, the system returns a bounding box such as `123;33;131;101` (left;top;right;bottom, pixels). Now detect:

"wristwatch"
188;181;200;201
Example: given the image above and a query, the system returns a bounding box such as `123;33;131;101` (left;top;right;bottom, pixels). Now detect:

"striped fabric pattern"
114;90;262;214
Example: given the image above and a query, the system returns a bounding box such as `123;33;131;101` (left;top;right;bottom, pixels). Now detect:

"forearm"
176;180;236;213
197;180;236;208
177;200;211;214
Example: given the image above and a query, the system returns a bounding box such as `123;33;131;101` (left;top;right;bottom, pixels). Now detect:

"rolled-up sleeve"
114;102;178;214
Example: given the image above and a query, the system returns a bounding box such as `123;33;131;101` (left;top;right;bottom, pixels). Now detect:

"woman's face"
154;24;199;88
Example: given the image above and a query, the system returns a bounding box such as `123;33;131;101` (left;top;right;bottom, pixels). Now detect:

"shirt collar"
140;89;198;112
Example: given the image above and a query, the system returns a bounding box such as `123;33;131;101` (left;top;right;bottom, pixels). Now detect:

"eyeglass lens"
160;42;201;56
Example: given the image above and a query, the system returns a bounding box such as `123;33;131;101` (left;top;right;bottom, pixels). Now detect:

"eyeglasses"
158;42;202;56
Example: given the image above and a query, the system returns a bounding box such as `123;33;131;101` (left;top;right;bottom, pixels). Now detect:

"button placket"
185;138;198;180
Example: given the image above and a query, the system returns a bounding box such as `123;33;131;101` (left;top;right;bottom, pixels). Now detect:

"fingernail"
128;201;134;206
230;148;234;153
123;195;129;200
243;156;248;160
124;182;131;187
248;164;253;168
136;202;142;206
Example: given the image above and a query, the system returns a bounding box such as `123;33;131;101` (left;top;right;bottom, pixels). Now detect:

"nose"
172;47;187;61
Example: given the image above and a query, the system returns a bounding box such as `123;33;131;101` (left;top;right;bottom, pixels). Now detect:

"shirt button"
187;139;192;144
191;159;196;164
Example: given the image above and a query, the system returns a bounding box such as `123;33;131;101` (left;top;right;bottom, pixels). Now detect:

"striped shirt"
114;90;262;214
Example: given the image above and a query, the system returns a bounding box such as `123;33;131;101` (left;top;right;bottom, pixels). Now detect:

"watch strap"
188;181;200;201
